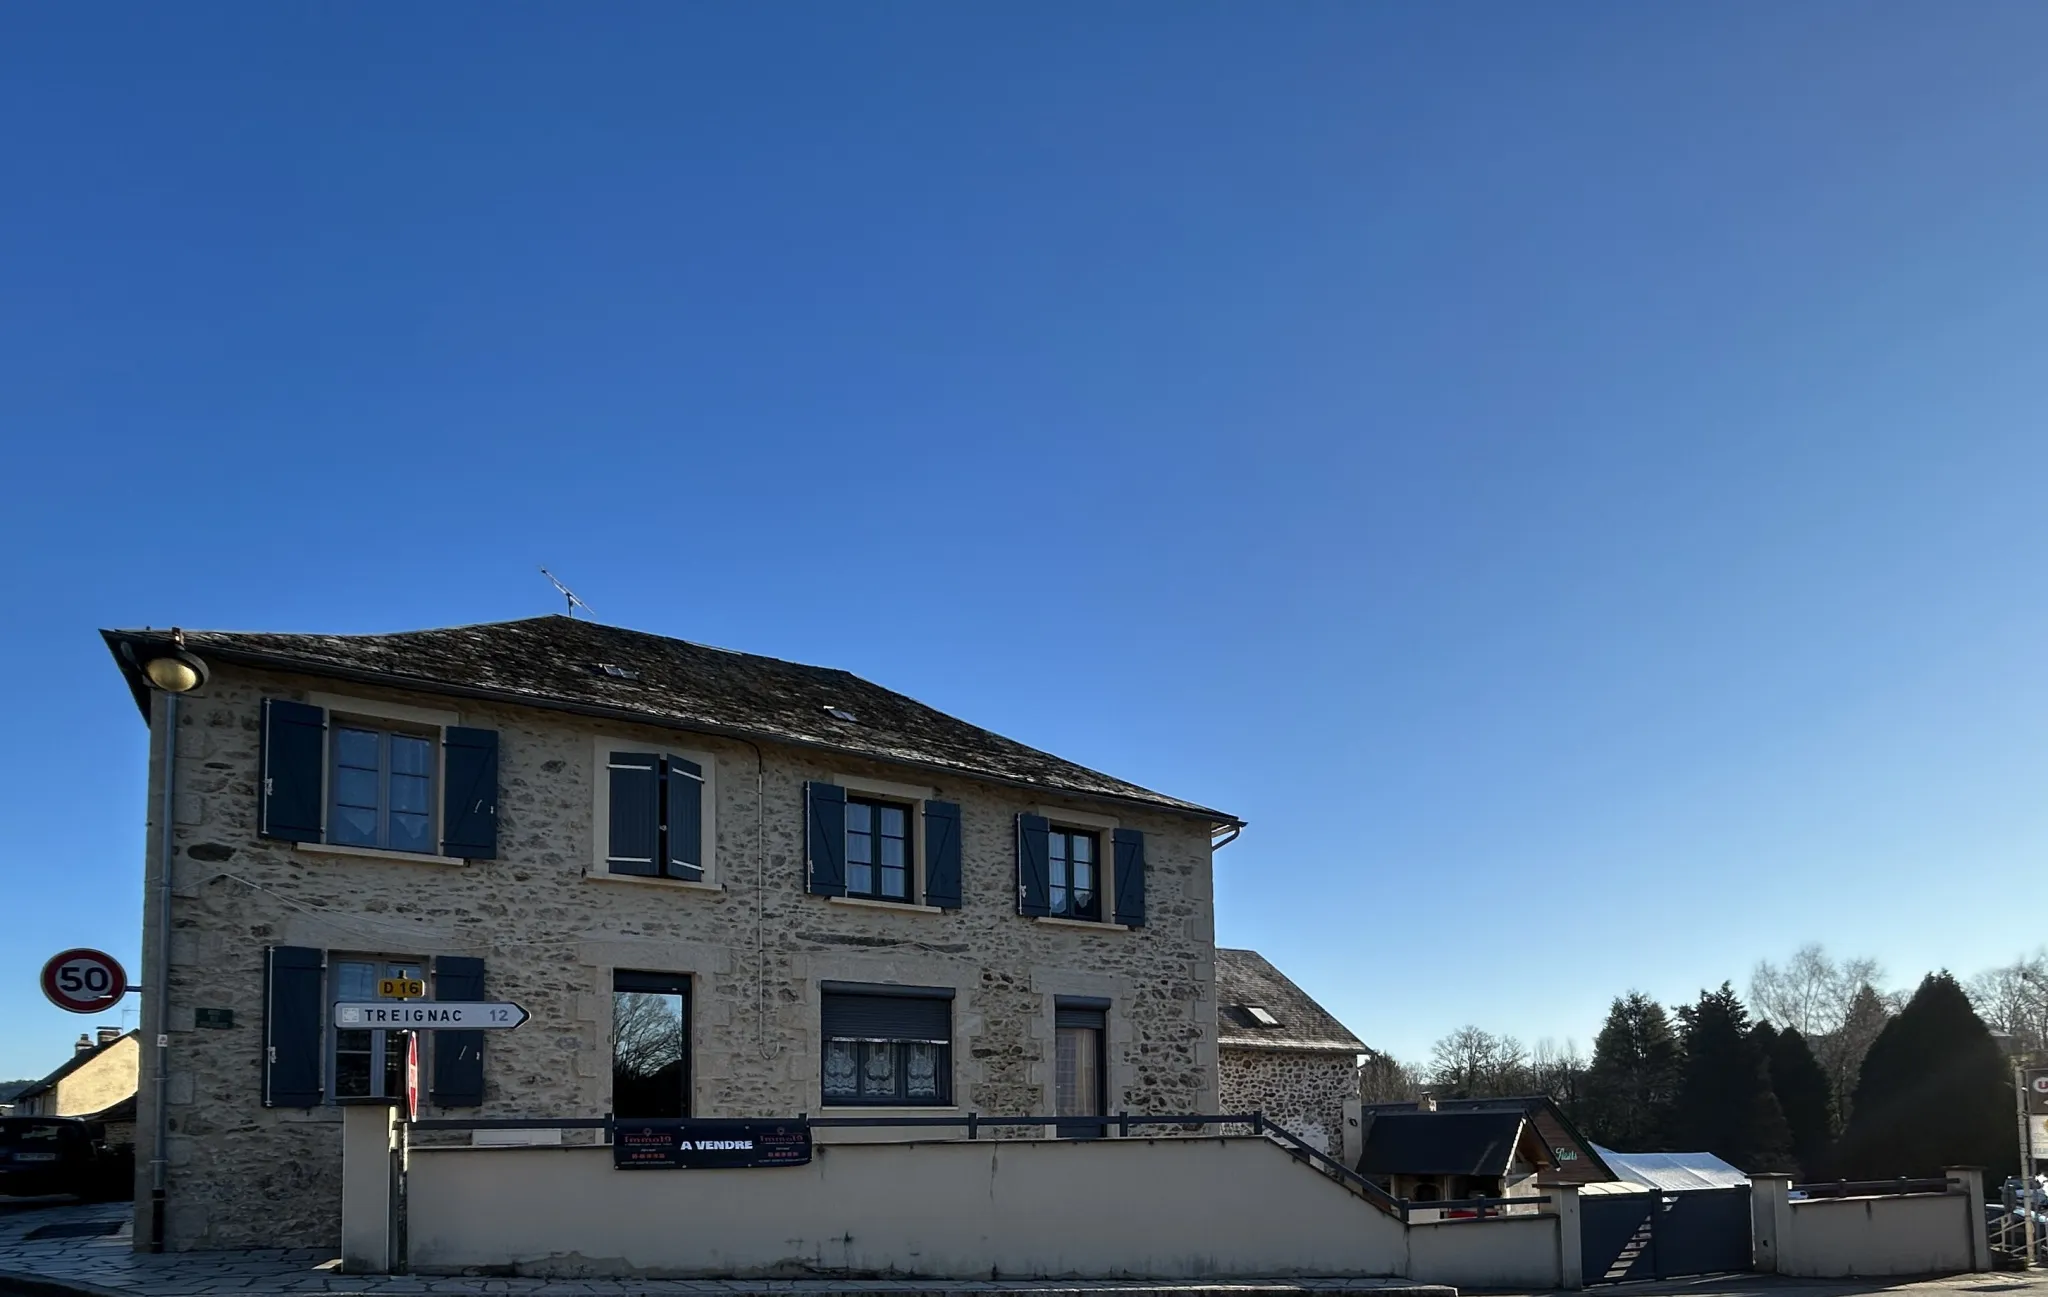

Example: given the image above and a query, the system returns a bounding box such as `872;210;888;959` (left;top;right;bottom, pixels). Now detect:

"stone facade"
1218;1046;1356;1156
133;663;1220;1251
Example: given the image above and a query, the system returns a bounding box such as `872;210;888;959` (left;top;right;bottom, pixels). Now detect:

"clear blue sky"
3;3;2046;1080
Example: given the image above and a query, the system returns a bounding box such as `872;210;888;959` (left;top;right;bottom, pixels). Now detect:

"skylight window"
1245;1006;1281;1027
824;705;858;722
596;663;639;681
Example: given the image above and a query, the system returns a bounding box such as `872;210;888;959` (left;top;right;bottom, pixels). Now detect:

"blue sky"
3;3;2047;1080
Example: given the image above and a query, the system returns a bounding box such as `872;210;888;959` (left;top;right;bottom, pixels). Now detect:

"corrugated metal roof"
1593;1145;1749;1191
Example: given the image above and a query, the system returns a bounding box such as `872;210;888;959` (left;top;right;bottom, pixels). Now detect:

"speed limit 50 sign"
41;948;129;1014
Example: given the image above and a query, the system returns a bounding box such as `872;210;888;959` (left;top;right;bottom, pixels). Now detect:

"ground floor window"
1055;998;1108;1138
330;956;424;1100
612;970;690;1119
821;983;952;1105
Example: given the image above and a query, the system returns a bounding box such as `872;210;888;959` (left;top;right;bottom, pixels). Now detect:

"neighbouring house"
1348;1095;1618;1203
103;616;1243;1253
11;1027;140;1149
1215;948;1363;1154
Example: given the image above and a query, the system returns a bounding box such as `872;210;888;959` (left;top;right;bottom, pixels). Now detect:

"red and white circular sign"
41;948;129;1014
405;1033;420;1122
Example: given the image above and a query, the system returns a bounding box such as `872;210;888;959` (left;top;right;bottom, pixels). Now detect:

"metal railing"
1791;1177;1952;1199
404;1109;1548;1225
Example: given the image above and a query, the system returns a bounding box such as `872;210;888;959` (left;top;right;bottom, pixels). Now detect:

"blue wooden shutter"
806;781;846;896
259;700;325;843
665;756;704;881
440;727;498;859
263;946;324;1108
1016;813;1051;917
607;753;660;876
430;955;485;1108
1112;828;1146;927
923;800;962;909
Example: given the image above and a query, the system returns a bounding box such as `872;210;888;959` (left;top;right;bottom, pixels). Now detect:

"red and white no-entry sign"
40;948;129;1014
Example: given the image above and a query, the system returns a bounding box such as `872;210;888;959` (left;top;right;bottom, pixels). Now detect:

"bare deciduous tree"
1428;1026;1530;1097
1358;1050;1424;1104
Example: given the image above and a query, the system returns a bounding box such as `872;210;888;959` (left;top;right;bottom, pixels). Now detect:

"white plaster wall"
1404;1216;1562;1290
407;1136;1411;1279
1783;1194;1976;1279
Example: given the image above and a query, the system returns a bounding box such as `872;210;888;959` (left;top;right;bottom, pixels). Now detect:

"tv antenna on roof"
539;567;596;619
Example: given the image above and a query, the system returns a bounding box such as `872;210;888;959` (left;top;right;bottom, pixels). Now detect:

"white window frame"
589;737;720;889
327;952;427;1104
295;693;465;866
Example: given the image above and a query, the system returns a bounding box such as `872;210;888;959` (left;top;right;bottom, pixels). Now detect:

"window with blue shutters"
595;739;714;884
258;696;499;861
1019;813;1144;928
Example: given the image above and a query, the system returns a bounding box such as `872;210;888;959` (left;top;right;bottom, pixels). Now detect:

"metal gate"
1582;1186;1752;1285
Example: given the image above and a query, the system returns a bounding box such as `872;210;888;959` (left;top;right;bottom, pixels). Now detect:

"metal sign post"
2019;1064;2037;1268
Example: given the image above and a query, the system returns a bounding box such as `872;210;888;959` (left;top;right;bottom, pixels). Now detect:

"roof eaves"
101;629;1244;829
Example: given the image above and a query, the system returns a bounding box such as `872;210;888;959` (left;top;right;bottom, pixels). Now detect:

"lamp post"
127;632;207;1254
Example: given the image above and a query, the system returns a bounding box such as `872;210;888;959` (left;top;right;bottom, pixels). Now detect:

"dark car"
0;1116;128;1200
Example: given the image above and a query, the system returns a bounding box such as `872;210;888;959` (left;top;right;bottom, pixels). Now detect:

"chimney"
75;1033;94;1055
1418;1092;1437;1113
97;1027;122;1047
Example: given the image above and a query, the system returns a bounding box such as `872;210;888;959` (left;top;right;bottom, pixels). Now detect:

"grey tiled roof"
103;616;1237;823
1215;949;1365;1053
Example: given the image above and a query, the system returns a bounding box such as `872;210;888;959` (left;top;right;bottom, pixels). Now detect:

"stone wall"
1218;1046;1356;1155
134;663;1219;1250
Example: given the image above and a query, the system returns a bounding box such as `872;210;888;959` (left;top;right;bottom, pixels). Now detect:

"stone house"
1215;948;1363;1155
12;1028;140;1147
102;616;1241;1252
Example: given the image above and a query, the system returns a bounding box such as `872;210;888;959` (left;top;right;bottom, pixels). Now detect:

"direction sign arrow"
333;1001;530;1029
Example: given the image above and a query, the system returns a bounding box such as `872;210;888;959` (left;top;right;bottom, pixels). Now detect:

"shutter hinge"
263;777;273;796
267;1046;277;1063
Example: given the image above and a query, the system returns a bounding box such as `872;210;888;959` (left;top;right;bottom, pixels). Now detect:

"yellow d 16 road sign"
379;978;425;999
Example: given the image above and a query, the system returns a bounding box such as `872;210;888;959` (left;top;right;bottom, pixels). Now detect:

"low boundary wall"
1750;1170;1989;1280
402;1134;1565;1284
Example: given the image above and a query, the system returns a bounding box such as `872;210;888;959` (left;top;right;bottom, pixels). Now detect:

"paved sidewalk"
0;1201;1452;1297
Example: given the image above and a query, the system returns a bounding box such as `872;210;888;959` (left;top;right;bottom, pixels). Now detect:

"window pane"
334;962;379;1000
846;832;871;864
1049;835;1068;866
823;1041;858;1098
846;802;872;832
334;767;380;810
331;806;378;846
334;1051;372;1098
612;989;686;1120
1072;834;1093;864
906;1043;941;1100
389;735;431;777
389;812;431;854
860;1042;897;1098
879;806;905;836
389;773;429;815
1057;1026;1101;1117
881;866;907;900
383;1033;409;1099
847;862;874;896
1049;854;1067;891
335;728;379;769
880;836;904;867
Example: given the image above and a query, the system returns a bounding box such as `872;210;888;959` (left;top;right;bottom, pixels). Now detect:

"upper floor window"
330;725;435;853
845;797;911;902
595;740;714;884
1047;828;1100;920
258;696;499;861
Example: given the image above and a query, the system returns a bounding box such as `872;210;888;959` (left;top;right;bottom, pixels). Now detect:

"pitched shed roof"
103;617;1236;824
1357;1095;1618;1184
1215;949;1365;1053
1358;1111;1527;1177
15;1032;136;1103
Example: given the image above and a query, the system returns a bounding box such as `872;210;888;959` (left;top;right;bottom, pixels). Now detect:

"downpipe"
149;691;176;1251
